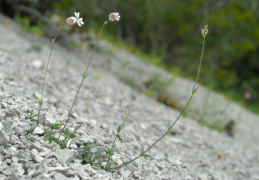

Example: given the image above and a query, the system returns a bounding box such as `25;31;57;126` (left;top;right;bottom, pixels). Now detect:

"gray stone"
0;112;5;120
198;174;208;180
1;102;7;109
30;142;44;152
45;114;56;126
5;109;17;117
0;159;11;176
10;163;25;176
55;149;77;165
84;164;97;176
31;149;43;163
0;130;10;145
0;174;8;180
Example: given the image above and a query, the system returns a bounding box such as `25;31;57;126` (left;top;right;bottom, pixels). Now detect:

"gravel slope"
0;14;259;180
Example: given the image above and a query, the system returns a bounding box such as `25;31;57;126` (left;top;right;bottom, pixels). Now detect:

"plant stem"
110;36;206;170
105;113;128;170
58;21;108;140
34;26;61;133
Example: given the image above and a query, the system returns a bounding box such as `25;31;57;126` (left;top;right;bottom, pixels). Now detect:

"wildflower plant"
24;9;211;176
106;25;209;171
57;12;121;144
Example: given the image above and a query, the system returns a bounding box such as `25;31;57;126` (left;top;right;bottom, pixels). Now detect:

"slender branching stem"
58;21;108;140
105;112;128;170
34;26;62;133
110;36;207;171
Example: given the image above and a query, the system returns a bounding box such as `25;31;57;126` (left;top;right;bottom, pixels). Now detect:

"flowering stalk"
109;25;209;171
32;26;62;134
58;12;120;141
58;21;108;140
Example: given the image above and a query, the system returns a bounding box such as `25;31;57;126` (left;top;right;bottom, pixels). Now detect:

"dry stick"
110;35;207;171
34;26;62;133
58;21;108;140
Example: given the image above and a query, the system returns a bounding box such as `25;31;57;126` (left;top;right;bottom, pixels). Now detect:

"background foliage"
1;0;258;112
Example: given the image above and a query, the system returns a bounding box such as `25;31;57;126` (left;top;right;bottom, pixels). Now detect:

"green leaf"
117;125;121;134
168;122;171;131
53;123;62;129
192;86;199;95
38;118;45;124
140;144;144;154
140;154;151;157
39;100;43;106
95;146;106;159
77;151;85;159
69;133;76;138
98;157;104;167
168;130;179;134
83;72;88;79
75;125;81;131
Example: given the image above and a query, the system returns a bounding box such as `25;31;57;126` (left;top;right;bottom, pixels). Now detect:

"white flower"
66;12;84;26
109;12;120;21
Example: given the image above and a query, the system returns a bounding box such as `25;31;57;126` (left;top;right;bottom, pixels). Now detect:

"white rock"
31;149;43;163
84;164;97;176
0;112;5;120
133;171;142;178
0;122;3;130
9;146;17;153
1;102;7;109
0;130;10;145
34;126;44;135
140;123;147;129
32;59;43;69
30;142;44;152
5;109;17;117
53;173;80;180
10;163;25;176
56;149;77;165
198;174;208;180
45;114;56;126
0;159;11;176
11;157;18;163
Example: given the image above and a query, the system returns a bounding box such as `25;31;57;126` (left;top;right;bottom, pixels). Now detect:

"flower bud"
66;12;84;26
66;17;76;26
109;12;120;21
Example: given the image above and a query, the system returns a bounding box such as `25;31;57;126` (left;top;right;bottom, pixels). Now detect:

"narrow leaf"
192;86;199;95
168;130;179;134
140;144;144;154
117;125;121;134
140;154;151;157
95;146;106;158
98;157;103;166
39;100;43;106
38;119;45;124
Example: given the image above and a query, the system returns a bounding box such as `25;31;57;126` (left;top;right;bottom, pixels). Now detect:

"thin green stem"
34;26;61;133
105;113;128;170
110;36;207;171
58;21;108;140
194;37;205;89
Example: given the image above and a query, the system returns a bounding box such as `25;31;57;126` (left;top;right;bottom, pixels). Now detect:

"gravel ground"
0;14;259;180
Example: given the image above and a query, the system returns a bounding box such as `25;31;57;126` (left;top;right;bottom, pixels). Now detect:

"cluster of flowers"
66;12;120;26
